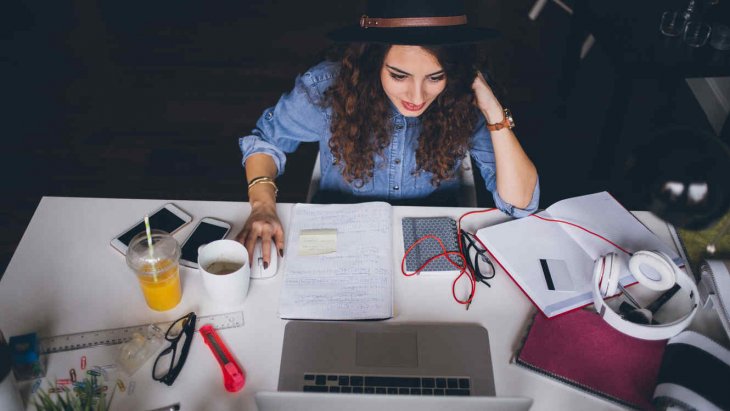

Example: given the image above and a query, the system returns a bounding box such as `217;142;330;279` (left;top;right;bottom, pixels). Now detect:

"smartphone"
110;203;192;254
179;217;232;268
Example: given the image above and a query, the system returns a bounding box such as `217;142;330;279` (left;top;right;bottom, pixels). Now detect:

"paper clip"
56;378;72;386
49;387;63;394
70;368;77;382
95;385;108;394
91;366;107;380
73;381;86;389
127;380;136;395
31;379;42;393
116;379;126;392
80;356;87;370
87;369;101;377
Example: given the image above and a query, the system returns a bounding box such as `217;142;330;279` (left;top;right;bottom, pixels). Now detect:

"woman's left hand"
472;72;504;124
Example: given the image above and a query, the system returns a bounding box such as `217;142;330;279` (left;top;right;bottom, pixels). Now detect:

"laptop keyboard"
302;374;471;396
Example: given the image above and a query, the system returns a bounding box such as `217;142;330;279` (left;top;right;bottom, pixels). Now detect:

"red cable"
529;214;632;255
401;208;498;306
455;209;499;305
401;207;637;307
401;235;473;305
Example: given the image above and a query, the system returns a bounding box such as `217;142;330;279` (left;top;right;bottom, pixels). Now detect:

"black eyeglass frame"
460;230;496;287
152;312;197;386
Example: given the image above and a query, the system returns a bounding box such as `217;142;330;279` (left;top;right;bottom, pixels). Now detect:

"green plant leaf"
32;375;114;411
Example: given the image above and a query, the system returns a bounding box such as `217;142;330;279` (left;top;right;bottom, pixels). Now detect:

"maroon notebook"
515;309;667;410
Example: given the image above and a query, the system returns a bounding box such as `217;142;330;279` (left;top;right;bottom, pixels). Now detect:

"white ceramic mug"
198;240;250;305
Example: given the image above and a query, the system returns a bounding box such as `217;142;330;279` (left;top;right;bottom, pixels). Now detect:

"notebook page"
279;202;393;320
475;213;595;317
545;192;680;263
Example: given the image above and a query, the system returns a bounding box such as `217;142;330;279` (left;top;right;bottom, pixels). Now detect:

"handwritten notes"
279;202;393;320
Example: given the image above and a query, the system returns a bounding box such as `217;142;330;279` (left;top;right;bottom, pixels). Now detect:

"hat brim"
326;24;500;45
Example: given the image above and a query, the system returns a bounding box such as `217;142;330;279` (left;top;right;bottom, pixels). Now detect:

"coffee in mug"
205;261;243;275
198;240;250;305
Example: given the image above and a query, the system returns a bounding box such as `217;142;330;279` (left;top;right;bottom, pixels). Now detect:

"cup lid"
125;230;180;274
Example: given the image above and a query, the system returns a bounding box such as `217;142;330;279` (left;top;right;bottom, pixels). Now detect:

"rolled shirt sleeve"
469;113;540;218
239;65;331;176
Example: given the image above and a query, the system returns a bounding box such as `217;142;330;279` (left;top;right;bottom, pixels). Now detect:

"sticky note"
298;229;337;256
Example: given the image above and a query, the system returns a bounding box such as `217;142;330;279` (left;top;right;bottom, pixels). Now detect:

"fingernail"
263;262;269;270
279;248;284;257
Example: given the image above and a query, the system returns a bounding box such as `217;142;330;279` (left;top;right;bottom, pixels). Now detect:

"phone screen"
117;208;188;247
180;222;230;263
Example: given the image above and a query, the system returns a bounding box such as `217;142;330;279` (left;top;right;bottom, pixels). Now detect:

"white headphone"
592;251;699;340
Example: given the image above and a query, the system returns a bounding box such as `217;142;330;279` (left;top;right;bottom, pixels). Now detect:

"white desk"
0;197;685;410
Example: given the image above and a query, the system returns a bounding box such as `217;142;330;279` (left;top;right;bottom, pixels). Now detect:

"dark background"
1;0;722;273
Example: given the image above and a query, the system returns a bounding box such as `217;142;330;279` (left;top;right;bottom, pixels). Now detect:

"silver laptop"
256;391;533;411
278;322;497;396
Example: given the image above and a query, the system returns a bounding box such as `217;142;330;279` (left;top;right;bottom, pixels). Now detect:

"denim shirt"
239;61;540;217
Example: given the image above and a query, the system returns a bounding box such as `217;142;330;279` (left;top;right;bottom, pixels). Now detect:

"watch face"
505;109;515;129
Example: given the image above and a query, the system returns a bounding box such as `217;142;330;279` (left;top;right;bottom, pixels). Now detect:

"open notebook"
476;192;682;317
279;202;393;320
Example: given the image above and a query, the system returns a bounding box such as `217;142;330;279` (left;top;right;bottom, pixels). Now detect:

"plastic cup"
126;230;182;311
683;21;712;48
659;11;686;37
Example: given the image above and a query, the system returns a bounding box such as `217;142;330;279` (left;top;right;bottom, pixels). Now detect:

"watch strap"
486;108;514;131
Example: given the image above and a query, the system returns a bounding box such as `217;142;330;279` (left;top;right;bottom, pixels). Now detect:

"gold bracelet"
247;176;273;188
247;177;278;196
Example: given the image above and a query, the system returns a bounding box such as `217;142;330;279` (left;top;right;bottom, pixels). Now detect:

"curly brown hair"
324;43;480;187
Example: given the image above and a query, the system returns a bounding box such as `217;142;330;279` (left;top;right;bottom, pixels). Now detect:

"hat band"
359;14;467;29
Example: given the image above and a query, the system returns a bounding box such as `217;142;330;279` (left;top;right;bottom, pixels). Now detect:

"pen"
146;403;180;411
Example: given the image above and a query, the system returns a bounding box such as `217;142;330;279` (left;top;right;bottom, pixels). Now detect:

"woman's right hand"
238;153;283;268
235;201;285;269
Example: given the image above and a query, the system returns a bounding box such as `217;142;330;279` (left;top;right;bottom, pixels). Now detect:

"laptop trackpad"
355;331;418;368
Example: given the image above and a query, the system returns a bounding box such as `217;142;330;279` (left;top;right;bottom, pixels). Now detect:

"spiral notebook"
515;309;666;410
402;216;460;274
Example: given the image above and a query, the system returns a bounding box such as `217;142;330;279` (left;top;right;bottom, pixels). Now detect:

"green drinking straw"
144;215;158;282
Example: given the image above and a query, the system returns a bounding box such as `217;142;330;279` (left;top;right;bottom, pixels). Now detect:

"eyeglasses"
153;312;197;386
460;230;495;287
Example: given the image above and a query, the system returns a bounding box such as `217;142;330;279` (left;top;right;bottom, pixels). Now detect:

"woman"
237;1;539;266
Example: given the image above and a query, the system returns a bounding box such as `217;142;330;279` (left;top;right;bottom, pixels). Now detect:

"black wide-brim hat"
327;0;499;45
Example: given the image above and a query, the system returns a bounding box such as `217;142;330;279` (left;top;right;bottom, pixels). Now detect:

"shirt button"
393;186;400;191
394;159;401;164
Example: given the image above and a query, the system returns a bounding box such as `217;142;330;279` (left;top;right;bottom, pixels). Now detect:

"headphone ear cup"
604;252;623;297
594;255;609;297
594;253;623;297
628;250;677;291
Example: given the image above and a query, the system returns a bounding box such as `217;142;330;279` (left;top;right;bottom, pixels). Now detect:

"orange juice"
136;260;182;311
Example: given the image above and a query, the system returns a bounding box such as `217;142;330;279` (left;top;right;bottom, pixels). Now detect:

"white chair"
529;0;595;60
306;151;477;207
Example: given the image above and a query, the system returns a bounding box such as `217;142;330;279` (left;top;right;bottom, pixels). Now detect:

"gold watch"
486;108;515;131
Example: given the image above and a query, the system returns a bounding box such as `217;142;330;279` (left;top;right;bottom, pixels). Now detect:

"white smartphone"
110;203;192;254
179;217;232;268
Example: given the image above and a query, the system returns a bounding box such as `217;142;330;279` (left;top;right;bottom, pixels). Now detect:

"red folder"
515;309;666;410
